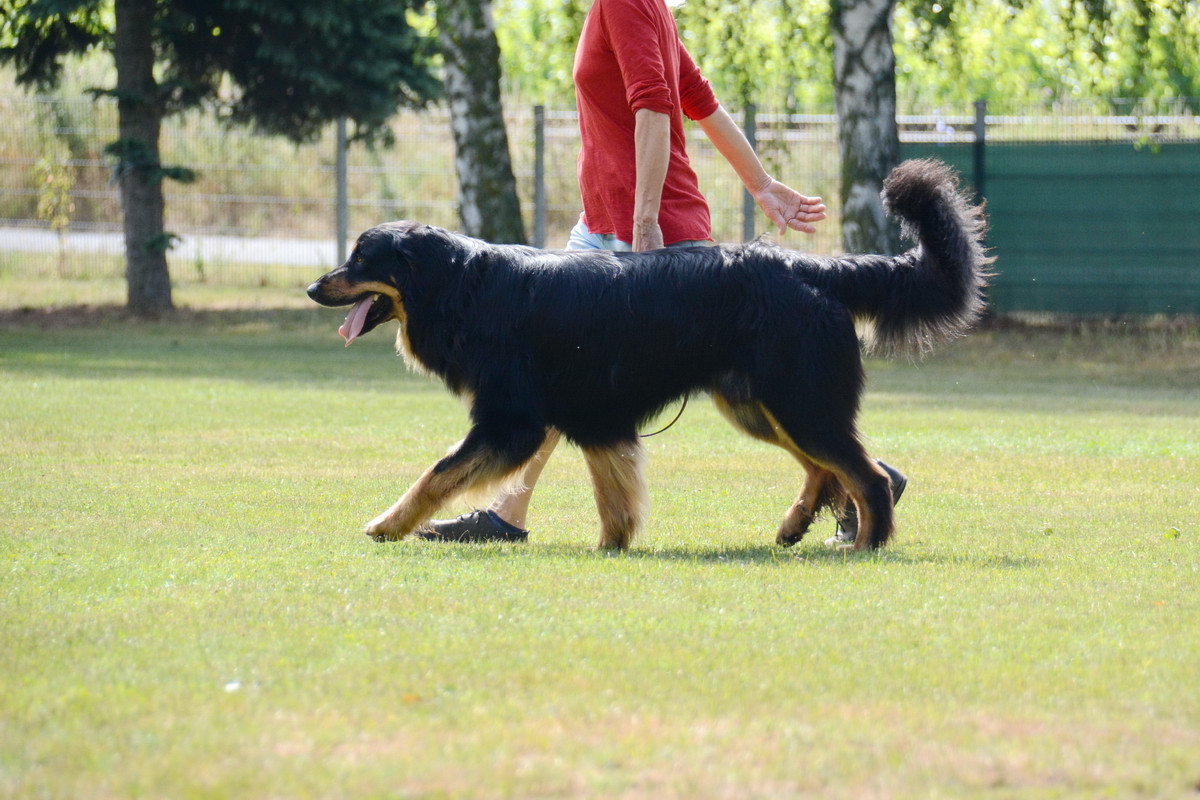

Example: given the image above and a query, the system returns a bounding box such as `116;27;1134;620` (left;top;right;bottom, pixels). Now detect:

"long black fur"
308;158;992;549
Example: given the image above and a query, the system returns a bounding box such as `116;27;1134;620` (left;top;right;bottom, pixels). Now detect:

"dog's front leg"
363;462;454;541
363;425;543;541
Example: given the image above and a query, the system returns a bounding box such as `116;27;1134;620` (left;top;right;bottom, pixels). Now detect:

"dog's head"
307;221;452;346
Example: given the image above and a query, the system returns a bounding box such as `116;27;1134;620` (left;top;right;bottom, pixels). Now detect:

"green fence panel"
902;141;1200;315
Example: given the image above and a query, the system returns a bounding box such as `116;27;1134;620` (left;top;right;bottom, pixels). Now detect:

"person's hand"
632;217;664;251
751;177;827;235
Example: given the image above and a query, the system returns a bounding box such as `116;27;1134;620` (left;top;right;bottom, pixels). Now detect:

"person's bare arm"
695;104;826;235
632;108;671;251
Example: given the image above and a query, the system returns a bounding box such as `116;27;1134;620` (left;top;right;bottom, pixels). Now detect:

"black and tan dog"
307;159;991;550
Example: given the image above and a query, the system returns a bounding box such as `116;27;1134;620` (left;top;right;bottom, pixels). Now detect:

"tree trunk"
114;0;172;314
831;0;902;255
436;0;527;244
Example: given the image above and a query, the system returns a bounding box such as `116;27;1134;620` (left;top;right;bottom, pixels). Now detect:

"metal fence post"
973;99;987;201
335;116;348;264
741;103;757;242
533;104;546;249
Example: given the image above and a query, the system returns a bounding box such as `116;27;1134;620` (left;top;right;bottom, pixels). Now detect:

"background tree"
0;0;439;314
831;0;902;255
33;125;76;276
436;0;527;244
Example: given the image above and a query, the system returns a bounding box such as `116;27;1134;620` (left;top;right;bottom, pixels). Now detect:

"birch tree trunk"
114;0;173;314
831;0;902;255
436;0;527;244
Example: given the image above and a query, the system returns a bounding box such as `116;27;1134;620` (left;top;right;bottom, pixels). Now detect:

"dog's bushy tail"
822;158;993;355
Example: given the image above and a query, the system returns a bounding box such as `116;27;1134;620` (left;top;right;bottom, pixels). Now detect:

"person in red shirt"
421;0;901;545
572;0;824;251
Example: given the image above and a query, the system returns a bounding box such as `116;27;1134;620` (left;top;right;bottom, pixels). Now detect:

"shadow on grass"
627;543;1040;570
0;304;430;390
0;304;327;330
371;539;1040;570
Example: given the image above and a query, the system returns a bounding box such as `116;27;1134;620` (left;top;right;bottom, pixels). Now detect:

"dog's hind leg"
713;392;834;546
821;449;893;550
759;403;894;550
364;424;546;542
747;317;896;549
582;438;648;550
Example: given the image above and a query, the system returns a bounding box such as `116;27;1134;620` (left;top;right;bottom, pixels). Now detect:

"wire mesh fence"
1;95;460;285
2;93;1198;306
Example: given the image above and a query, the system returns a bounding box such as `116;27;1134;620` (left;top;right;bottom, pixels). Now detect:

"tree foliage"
492;0;589;103
892;0;1199;109
492;0;1199;110
0;0;441;141
673;0;830;111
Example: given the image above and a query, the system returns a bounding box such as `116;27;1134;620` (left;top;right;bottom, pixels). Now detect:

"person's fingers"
787;218;818;234
759;188;829;235
757;199;787;235
765;209;785;235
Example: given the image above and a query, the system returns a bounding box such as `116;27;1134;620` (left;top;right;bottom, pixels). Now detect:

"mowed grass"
1;291;1198;798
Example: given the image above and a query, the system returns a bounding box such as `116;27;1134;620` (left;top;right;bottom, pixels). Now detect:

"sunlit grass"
1;300;1198;798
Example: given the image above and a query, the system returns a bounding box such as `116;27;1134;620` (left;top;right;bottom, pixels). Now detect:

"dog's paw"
363;515;404;542
772;522;811;546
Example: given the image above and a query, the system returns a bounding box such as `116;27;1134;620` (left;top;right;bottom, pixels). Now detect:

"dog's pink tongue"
338;296;375;346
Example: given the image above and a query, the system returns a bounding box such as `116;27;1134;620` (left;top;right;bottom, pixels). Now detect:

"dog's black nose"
306;281;321;300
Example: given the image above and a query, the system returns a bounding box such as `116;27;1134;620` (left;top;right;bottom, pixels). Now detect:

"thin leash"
639;396;689;438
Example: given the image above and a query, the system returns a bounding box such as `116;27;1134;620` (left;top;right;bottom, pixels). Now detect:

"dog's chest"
394;323;432;378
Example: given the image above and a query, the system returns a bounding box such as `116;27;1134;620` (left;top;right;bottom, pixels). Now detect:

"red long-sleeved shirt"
572;0;720;245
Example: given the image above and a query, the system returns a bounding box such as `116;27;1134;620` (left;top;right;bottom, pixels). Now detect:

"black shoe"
415;510;529;543
825;460;908;547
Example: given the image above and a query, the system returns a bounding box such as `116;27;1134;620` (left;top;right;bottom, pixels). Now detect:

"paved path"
0;226;346;269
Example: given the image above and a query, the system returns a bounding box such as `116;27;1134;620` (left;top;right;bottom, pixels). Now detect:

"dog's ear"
388;224;465;305
392;224;456;269
391;227;415;263
386;227;424;300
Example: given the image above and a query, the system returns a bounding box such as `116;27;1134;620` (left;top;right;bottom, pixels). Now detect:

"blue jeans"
566;216;713;251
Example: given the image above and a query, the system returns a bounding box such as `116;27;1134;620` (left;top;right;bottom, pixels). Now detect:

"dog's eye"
355;256;365;264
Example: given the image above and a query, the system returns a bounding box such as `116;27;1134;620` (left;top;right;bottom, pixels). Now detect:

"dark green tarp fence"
903;140;1200;315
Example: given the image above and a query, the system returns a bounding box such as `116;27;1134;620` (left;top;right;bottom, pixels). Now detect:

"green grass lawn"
1;293;1198;798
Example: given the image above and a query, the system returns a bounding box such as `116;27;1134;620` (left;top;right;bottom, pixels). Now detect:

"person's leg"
486;428;561;529
414;429;557;543
418;218;601;542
